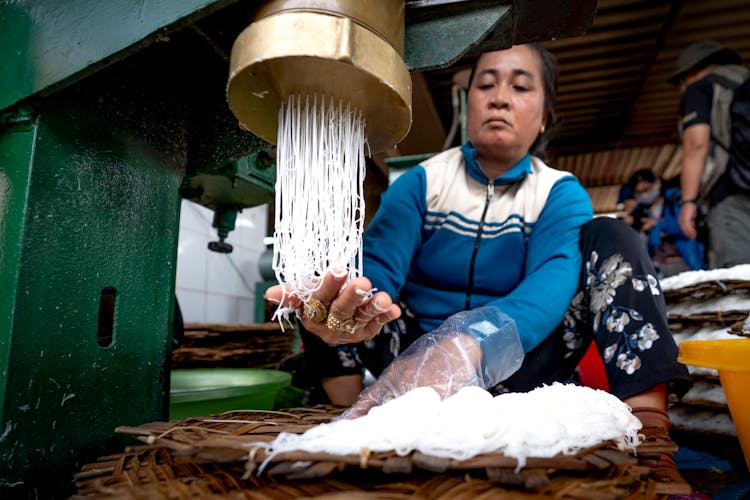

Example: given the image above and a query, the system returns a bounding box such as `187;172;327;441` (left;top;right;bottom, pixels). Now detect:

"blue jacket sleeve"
489;176;593;352
362;167;427;298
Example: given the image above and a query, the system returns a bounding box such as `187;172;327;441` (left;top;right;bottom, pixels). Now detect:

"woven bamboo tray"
172;323;296;369
73;405;692;498
668;310;747;328
663;280;750;302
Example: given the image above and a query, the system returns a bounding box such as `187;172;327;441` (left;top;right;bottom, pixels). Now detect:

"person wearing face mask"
623;169;662;234
623;169;705;275
636;178;662;205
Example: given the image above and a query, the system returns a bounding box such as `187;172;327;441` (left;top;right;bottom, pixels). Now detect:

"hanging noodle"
272;94;367;320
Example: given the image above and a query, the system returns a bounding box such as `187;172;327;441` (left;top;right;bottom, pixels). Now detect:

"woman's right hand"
264;268;401;345
342;330;483;419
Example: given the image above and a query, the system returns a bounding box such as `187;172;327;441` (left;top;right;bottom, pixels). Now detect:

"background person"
617;182;637;218
621;169;705;276
622;168;662;234
669;39;750;268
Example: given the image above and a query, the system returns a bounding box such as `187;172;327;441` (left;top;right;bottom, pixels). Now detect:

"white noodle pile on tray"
250;383;642;472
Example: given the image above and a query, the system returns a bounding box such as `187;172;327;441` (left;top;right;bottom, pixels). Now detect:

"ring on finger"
326;314;344;331
326;313;357;332
303;298;328;324
340;318;359;333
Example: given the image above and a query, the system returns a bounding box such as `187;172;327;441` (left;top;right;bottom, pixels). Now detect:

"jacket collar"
460;142;532;186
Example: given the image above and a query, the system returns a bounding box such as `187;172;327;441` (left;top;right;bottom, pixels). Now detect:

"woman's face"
634;179;660;205
467;46;547;167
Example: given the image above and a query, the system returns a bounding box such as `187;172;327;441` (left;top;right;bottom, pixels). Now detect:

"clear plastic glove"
343;307;524;418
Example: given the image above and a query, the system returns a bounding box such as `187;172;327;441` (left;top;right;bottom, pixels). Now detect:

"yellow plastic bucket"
678;338;750;468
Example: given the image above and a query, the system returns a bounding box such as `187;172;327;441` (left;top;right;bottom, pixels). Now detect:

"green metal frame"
0;0;241;111
405;3;512;71
0;3;265;495
0;95;182;494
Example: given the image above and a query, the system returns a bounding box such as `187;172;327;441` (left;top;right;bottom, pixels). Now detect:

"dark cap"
668;40;742;85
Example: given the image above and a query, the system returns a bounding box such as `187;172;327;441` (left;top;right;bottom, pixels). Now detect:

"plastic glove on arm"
344;307;524;418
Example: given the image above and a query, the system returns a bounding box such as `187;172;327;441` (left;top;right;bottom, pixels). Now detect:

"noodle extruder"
0;0;595;495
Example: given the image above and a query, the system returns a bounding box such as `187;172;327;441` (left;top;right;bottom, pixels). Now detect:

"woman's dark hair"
627;168;657;188
467;43;559;160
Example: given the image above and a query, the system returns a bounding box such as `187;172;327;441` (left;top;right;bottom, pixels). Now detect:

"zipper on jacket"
465;182;494;310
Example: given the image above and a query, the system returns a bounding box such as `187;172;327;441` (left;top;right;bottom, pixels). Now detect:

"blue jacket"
363;143;593;353
647;186;705;270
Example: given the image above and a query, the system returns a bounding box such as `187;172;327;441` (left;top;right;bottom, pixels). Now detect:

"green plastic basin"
169;368;292;420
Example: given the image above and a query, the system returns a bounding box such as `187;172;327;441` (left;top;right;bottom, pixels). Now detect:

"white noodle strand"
272;94;367;316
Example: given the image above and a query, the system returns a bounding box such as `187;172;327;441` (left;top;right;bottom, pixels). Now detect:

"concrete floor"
673;431;749;498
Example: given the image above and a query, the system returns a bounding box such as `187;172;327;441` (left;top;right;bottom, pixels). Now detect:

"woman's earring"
540;124;546;134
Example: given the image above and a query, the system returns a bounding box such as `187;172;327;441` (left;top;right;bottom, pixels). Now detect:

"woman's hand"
264;268;401;345
343;306;523;419
640;217;658;232
343;331;482;419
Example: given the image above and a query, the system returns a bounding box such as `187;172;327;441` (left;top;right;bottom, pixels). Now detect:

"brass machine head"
226;0;413;154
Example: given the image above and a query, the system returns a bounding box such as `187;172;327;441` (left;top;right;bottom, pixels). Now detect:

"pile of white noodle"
272;94;367;315
249;383;642;473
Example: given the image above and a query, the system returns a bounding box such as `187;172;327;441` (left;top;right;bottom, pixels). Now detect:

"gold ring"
340;319;358;333
326;314;358;333
326;314;343;331
303;298;327;324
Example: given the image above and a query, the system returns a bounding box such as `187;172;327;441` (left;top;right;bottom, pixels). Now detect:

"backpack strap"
710;65;749;87
707;66;750;153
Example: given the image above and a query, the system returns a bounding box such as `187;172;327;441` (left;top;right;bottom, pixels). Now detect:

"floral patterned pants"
300;218;691;401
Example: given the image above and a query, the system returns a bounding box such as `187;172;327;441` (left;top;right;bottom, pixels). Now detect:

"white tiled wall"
175;200;268;324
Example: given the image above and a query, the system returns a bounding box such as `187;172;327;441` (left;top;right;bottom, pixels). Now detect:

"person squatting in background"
619;168;705;276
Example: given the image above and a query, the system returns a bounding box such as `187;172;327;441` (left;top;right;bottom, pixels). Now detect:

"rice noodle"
251;383;642;473
272;94;367;315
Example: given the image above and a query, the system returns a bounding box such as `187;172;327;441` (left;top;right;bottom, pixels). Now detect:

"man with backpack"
669;40;750;268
